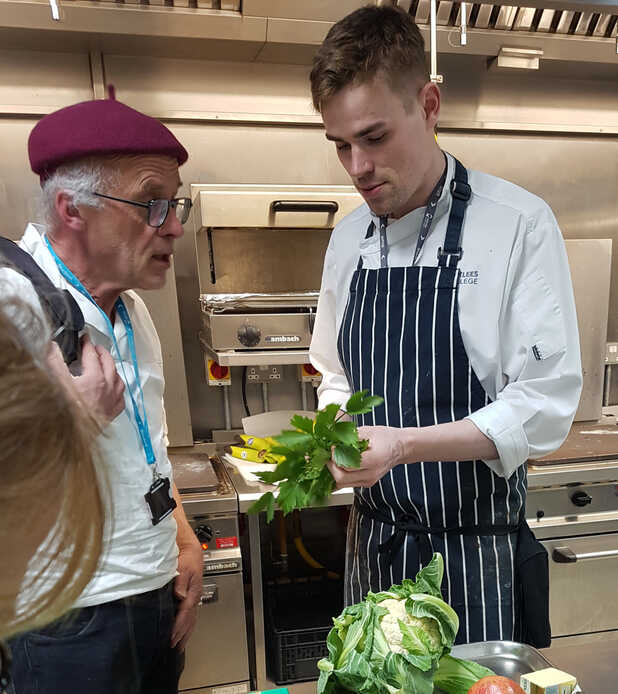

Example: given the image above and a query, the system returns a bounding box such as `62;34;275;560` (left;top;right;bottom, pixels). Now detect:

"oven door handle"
271;200;339;214
552;545;618;563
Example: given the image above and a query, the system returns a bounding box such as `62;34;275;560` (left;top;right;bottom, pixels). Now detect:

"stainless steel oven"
171;449;251;694
527;461;618;646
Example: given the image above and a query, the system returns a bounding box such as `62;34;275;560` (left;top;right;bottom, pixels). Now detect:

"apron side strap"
357;499;520;566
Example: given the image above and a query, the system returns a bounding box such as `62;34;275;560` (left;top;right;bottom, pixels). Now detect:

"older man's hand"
326;425;407;489
48;335;125;424
171;540;203;652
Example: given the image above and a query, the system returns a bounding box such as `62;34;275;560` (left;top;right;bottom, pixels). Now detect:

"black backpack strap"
0;236;84;364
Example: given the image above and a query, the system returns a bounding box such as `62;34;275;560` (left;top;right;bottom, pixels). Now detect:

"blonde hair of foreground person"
0;294;104;640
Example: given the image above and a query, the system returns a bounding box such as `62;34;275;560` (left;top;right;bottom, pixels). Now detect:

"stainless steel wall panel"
0;48;92;114
103;55;317;122
563;240;612;421
138;261;194;446
0;118;43;243
439;54;618;129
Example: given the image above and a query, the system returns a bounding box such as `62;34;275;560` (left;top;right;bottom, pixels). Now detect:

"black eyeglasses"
93;192;192;228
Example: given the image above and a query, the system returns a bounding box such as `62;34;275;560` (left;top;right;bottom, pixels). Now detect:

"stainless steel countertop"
542;640;618;694
169;440;618;513
229;458;618;513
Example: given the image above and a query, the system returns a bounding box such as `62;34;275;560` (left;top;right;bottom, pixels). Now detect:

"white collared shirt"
2;223;178;607
310;153;582;479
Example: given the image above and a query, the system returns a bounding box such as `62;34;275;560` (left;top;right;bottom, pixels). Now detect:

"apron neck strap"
438;157;471;268
356;220;376;270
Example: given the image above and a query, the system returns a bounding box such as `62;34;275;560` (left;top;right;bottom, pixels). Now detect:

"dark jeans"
8;581;184;694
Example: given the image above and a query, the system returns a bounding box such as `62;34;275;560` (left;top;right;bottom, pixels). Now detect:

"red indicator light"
201;543;209;551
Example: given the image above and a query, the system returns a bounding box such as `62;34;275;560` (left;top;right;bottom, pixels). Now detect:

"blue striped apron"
336;159;527;644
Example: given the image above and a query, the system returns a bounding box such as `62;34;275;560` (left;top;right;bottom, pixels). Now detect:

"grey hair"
41;158;118;228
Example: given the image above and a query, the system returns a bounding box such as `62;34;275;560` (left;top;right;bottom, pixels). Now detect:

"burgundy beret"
28;98;188;183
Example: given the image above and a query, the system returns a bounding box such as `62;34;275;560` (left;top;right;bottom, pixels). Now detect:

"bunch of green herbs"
247;390;383;522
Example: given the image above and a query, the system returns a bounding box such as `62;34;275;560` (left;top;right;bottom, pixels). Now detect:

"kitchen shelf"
203;345;311;367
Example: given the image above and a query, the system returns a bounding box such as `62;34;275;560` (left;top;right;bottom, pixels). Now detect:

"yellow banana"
229;445;285;464
230;445;265;463
240;434;279;451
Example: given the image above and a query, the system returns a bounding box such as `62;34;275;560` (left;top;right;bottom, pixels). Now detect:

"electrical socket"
246;365;281;383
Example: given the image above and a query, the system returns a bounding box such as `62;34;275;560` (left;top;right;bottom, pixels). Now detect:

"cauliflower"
318;554;471;694
378;597;443;655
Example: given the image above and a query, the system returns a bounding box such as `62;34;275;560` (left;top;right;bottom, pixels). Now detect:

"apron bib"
336;159;527;644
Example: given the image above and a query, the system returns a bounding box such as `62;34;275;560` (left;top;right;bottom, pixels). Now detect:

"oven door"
542;533;618;638
179;571;250;692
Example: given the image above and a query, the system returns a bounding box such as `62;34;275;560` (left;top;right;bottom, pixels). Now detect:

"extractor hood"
399;0;617;38
0;0;615;65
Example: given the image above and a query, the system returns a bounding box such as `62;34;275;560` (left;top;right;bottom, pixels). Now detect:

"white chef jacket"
310;153;582;479
2;223;178;607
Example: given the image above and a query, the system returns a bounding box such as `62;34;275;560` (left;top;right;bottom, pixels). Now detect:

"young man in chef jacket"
309;5;582;645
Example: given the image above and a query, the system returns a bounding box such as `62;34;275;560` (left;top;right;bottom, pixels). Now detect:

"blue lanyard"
43;236;156;467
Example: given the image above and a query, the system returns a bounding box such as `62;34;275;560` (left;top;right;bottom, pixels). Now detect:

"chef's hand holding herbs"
328;418;499;489
247;390;383;521
327;424;405;489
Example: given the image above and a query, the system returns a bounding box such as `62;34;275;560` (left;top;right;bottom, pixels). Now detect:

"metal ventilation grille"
77;0;241;9
404;0;618;37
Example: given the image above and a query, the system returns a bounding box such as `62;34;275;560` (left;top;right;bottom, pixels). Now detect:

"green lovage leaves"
247;390;383;519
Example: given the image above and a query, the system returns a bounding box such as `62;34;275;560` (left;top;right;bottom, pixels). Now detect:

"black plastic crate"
265;579;343;685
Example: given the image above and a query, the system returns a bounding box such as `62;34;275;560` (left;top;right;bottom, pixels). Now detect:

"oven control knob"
536;509;545;521
195;524;214;544
237;324;261;347
571;491;592;507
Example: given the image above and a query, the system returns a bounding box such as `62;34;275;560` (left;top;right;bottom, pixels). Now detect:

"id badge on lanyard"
44;236;177;525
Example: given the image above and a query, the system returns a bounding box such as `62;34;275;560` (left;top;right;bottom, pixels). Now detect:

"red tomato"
467;676;526;694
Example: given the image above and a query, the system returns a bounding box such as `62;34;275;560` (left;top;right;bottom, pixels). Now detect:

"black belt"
356;499;521;566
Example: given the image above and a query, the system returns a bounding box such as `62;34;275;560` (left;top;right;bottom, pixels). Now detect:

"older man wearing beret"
6;96;202;694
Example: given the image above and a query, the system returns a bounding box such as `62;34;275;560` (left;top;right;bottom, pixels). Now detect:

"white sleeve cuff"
466;401;530;479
